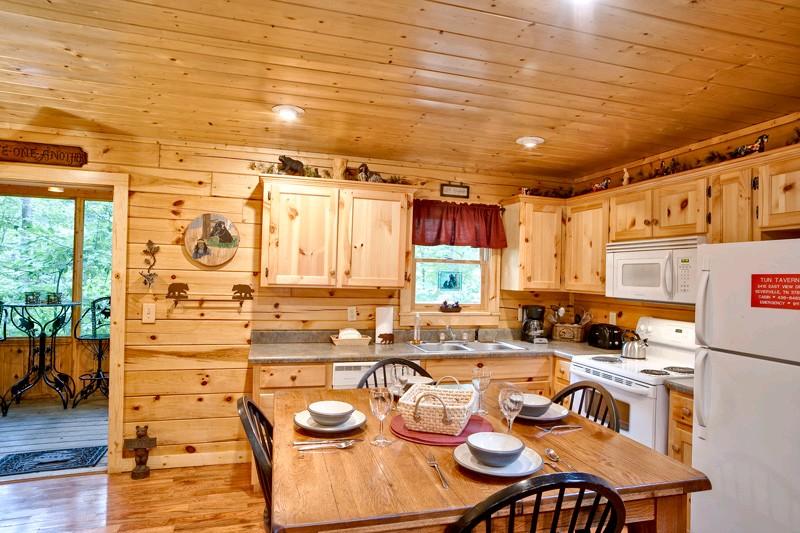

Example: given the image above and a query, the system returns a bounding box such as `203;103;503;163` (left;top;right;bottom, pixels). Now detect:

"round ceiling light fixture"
272;104;305;122
516;136;545;149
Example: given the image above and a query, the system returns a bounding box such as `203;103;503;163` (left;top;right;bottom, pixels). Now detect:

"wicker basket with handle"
397;377;476;436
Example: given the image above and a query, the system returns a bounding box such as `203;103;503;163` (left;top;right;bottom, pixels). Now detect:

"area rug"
0;446;107;476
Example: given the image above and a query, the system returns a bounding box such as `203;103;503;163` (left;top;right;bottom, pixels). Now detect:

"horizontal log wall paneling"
1;123;561;470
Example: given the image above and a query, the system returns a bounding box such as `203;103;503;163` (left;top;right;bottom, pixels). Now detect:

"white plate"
454;444;543;477
294;409;366;433
517;403;569;422
406;376;434;385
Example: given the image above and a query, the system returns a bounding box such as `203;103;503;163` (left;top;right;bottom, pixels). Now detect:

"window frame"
400;244;501;327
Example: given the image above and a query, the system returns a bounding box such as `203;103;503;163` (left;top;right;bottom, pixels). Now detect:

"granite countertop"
665;376;694;395
248;339;620;364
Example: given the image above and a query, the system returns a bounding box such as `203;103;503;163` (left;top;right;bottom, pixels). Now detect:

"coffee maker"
521;305;546;343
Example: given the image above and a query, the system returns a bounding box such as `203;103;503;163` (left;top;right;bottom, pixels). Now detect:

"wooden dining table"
270;385;711;532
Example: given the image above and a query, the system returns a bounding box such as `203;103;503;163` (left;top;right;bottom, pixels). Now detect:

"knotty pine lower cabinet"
423;356;551;385
251;362;332;486
551;356;571;404
668;388;694;531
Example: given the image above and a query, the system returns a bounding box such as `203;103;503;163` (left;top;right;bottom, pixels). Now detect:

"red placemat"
390;414;493;446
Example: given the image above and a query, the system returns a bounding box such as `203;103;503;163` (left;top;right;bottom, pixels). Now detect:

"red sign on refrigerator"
751;274;800;310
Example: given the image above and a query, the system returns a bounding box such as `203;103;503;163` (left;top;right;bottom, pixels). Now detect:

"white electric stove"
569;317;697;454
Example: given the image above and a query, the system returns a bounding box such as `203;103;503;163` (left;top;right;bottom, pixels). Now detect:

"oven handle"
570;366;654;397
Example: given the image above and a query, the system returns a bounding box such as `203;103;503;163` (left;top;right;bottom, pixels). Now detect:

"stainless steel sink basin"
408;342;473;353
408;341;524;353
471;341;524;352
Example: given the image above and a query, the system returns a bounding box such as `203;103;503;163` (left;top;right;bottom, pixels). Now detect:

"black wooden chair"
356;357;432;389
447;472;625;533
0;302;6;342
238;396;274;530
72;296;111;407
552;380;621;432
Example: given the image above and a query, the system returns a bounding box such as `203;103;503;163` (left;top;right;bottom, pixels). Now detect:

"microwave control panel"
676;255;693;296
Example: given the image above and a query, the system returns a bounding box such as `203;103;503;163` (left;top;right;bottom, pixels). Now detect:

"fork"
295;440;357;451
426;453;449;489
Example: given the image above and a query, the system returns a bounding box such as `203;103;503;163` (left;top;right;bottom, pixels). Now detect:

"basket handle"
412;393;452;425
435;375;461;386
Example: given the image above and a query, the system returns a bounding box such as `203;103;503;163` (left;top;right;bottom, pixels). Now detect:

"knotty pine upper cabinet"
563;197;609;293
757;158;800;230
337;188;409;288
609;190;652;241
500;197;563;290
710;168;752;243
262;180;339;287
260;177;414;288
609;177;707;241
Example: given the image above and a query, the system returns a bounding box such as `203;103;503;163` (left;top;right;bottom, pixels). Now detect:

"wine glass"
369;387;393;447
391;365;409;397
471;367;491;416
499;384;525;433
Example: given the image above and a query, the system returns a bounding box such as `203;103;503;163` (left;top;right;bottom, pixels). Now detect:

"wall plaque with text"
0;139;88;167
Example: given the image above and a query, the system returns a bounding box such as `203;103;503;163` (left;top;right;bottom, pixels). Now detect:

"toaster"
587;323;624;350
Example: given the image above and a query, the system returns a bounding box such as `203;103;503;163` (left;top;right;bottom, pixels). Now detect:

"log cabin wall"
0;123;567;469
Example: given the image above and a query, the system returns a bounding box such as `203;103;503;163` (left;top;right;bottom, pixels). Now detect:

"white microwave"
605;236;706;304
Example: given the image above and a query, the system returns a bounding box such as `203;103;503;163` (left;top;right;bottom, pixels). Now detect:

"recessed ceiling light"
516;136;545;149
272;104;304;122
47;186;64;193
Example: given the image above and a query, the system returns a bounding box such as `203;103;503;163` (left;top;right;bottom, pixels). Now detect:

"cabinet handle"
681;407;691;417
643;219;652;226
652;219;659;226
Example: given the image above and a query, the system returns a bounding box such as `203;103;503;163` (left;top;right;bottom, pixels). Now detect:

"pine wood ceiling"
1;0;799;178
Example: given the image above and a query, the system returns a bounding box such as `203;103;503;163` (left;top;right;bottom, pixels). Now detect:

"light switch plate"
347;306;357;322
142;302;156;324
517;307;523;322
608;311;617;325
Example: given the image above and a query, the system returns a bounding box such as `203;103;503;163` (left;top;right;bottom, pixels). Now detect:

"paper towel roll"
375;306;394;340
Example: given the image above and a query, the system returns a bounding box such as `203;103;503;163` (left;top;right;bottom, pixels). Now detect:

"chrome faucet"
445;325;456;341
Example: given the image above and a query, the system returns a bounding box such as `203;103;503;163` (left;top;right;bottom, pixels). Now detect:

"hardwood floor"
0;398;108;481
0;464;265;532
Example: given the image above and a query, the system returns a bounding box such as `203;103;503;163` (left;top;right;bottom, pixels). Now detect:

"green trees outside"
413;245;482;305
0;196;112;335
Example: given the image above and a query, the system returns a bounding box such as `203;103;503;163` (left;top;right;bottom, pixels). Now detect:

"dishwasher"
331;360;422;389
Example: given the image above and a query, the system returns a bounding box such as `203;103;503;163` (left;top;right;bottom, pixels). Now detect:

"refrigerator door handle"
695;269;711;346
695;348;710;430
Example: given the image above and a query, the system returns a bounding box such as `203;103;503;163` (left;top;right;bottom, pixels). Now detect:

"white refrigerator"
692;239;800;533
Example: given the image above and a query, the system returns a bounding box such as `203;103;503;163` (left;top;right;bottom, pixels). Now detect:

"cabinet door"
609;190;652;241
265;183;338;286
758;158;800;229
652;177;708;237
564;198;608;293
669;422;693;466
520;202;562;290
338;189;408;287
710;169;752;243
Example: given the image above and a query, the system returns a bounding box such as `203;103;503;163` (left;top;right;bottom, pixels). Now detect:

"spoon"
544;447;575;472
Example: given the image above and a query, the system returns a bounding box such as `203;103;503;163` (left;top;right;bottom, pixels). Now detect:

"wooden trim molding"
0;162;129;473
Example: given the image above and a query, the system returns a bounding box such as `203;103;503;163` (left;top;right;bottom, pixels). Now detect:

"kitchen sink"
407;342;473;353
408;341;524;353
471;341;524;352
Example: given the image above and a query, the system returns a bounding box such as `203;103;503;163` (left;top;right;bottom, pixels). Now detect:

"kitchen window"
400;244;500;326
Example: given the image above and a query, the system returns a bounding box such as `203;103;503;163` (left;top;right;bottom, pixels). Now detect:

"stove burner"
640;369;669;376
592;356;622;363
664;366;694;374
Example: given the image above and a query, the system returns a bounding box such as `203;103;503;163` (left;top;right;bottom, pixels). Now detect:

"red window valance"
412;199;507;249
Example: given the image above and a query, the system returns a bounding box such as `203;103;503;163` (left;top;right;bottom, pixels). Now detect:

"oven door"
607;249;673;302
569;364;661;451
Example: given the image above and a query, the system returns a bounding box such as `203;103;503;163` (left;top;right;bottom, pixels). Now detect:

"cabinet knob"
643;219;652;226
652;219;659;226
329;270;336;276
476;362;484;368
344;270;351;276
681;407;691;417
290;375;297;382
671;444;681;453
